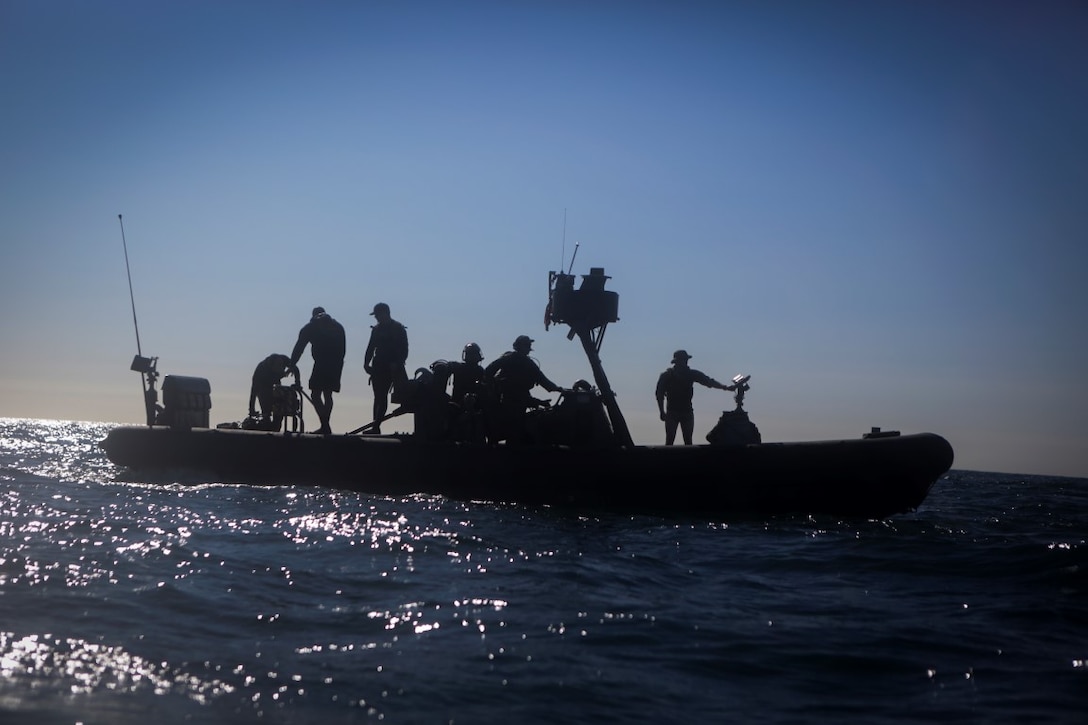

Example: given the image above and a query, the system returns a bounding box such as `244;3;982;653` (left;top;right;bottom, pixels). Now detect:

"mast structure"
547;267;634;448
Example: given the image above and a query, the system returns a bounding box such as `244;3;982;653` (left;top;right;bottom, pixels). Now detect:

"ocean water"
0;418;1084;725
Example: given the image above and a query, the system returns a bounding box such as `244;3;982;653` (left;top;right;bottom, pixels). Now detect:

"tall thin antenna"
560;208;567;270
118;214;143;357
119;214;157;425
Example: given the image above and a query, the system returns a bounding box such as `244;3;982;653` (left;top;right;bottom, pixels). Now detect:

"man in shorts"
290;306;346;434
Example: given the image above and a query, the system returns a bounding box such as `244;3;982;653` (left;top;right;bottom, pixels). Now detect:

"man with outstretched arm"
483;335;562;443
655;349;734;445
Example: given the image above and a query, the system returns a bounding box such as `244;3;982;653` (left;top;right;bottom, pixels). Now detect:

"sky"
1;0;1086;478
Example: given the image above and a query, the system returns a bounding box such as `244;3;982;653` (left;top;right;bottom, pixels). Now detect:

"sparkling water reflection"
0;419;1085;723
0;631;235;701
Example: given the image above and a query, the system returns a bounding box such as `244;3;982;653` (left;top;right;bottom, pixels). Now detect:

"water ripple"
1;419;1085;724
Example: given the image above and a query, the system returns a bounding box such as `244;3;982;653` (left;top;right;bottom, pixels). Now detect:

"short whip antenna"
560;208;567;271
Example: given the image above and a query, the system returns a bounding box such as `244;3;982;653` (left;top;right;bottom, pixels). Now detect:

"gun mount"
731;374;751;410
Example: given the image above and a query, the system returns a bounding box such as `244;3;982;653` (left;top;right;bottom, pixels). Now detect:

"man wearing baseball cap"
363;302;408;434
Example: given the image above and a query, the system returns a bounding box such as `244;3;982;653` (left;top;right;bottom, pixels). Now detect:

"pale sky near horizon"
2;1;1086;478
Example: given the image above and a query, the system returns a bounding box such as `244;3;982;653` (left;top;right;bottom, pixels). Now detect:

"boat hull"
99;427;954;518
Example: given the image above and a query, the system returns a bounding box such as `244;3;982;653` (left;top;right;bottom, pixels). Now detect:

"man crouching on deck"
248;353;299;430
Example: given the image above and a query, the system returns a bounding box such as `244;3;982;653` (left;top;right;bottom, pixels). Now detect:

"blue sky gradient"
2;1;1086;476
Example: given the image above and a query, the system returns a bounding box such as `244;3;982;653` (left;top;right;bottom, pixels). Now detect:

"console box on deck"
158;375;212;429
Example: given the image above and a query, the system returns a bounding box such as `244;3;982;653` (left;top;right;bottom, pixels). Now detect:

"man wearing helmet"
483;335;562;443
448;342;486;406
432;342;487;443
655;349;733;445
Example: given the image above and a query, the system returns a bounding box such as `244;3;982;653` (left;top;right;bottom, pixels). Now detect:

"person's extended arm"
289;328;308;366
655;372;667;420
694;370;734;391
364;330;377;376
531;360;561;393
396;324;408;364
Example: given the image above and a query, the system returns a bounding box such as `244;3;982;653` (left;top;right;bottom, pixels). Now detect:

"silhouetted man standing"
655;349;733;445
290;307;346;434
364;302;408;434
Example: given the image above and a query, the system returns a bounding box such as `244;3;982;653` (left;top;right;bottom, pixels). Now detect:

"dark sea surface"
1;418;1084;724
